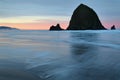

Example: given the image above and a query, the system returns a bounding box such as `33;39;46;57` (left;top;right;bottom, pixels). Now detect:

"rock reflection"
70;32;98;62
68;32;120;80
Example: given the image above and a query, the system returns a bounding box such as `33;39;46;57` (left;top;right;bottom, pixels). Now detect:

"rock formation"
111;25;116;30
67;4;106;30
0;26;19;30
49;24;63;31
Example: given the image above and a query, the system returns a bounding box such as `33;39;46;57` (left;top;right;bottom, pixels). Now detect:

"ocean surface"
0;30;120;80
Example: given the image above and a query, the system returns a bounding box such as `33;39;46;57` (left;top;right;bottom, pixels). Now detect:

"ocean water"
0;30;120;80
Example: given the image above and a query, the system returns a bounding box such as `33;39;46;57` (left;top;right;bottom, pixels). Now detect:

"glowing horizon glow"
0;16;69;30
0;22;68;30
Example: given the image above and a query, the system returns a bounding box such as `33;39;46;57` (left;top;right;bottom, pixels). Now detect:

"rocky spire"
67;4;106;30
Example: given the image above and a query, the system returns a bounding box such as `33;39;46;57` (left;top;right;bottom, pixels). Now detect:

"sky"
0;0;120;30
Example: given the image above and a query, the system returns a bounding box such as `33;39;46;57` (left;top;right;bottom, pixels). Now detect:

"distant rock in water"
67;4;106;30
0;26;18;30
111;25;116;30
49;24;64;31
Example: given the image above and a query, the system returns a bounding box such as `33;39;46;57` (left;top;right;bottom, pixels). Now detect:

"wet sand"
0;60;41;80
0;30;120;80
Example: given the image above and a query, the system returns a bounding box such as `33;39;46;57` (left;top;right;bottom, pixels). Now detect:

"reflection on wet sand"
69;32;120;80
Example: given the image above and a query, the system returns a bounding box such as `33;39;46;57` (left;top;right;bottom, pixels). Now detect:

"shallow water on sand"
0;30;120;80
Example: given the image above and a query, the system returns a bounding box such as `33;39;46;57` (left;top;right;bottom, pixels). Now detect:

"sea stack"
49;24;63;31
111;25;116;30
67;4;106;30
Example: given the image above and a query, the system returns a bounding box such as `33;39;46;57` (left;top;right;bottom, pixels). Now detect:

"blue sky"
0;0;120;29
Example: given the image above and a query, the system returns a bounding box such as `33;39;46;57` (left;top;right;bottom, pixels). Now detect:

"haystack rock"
49;24;63;31
67;4;106;30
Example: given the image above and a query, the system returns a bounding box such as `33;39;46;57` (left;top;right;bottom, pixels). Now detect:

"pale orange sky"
0;22;68;30
0;16;69;30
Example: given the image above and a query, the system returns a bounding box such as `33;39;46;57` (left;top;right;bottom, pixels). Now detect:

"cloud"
0;0;81;18
0;15;69;24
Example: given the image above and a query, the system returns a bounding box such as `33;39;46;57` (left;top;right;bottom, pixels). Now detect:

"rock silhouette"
111;25;116;30
0;26;18;30
67;4;106;30
49;24;63;31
